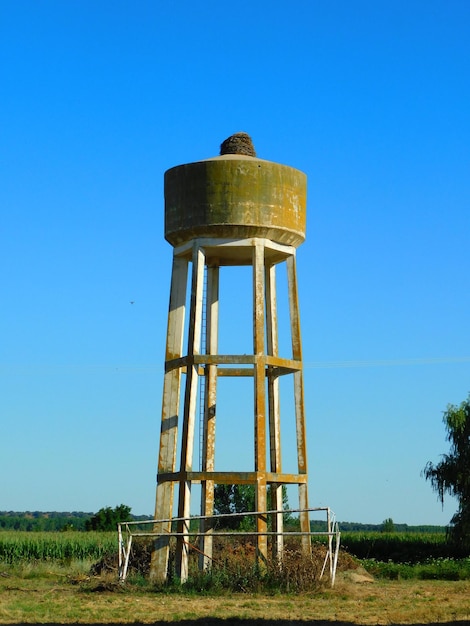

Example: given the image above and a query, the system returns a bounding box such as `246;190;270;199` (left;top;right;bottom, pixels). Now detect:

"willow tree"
423;394;470;550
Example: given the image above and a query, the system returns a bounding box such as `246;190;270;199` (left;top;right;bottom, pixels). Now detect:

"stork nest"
220;132;256;157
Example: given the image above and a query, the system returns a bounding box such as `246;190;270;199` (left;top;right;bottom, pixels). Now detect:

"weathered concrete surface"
165;154;306;247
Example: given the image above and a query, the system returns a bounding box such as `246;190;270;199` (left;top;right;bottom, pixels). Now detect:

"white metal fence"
118;506;340;586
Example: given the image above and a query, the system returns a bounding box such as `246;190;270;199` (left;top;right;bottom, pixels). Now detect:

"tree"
380;518;395;533
85;504;131;531
423;394;470;549
213;484;291;530
213;484;255;530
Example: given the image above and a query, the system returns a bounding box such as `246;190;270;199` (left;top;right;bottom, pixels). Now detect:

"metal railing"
118;506;340;585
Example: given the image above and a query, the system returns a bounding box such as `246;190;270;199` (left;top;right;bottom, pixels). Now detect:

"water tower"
150;133;311;583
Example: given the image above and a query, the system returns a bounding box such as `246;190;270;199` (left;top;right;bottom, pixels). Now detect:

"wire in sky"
303;356;470;369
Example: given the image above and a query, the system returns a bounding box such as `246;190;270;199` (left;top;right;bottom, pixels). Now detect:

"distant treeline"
1;511;446;534
310;519;446;534
0;511;151;532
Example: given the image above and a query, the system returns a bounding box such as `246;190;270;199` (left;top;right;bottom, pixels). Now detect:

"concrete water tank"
164;154;307;248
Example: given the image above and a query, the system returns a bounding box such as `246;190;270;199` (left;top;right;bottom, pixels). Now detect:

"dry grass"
1;566;470;625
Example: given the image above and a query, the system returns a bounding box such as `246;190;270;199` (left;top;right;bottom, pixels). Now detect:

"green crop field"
0;530;116;564
1;528;469;582
340;530;450;562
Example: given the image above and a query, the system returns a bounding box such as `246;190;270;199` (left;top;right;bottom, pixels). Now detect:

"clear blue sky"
1;1;469;526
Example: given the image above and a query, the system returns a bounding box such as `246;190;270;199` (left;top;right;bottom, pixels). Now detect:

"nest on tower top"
220;132;256;157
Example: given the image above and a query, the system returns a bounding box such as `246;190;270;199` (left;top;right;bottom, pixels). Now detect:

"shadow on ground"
2;617;470;626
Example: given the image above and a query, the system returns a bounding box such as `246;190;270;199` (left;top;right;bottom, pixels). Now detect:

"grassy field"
1;531;470;624
1;562;470;624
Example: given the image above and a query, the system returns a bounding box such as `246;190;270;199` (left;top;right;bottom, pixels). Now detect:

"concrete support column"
287;253;311;551
199;264;219;570
253;240;268;563
175;244;205;581
265;262;284;558
150;255;188;583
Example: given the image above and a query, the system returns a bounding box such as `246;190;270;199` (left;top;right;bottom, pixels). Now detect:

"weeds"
120;537;330;593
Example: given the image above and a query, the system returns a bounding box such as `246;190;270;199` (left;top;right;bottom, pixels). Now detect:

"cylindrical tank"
164;154;307;248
